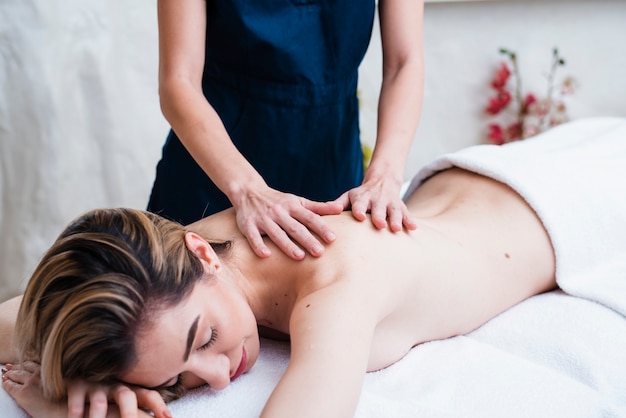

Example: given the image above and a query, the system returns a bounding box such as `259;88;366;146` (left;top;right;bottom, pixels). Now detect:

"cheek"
181;372;207;389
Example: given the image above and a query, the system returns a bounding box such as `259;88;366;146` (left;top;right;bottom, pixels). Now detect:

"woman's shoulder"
188;207;241;241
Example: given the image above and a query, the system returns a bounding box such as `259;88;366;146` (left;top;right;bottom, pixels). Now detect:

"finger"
239;222;272;258
88;387;109;418
263;220;308;259
402;208;418;231
278;215;327;257
1;366;30;385
21;361;41;373
304;199;344;216
67;382;89;418
111;385;138;418
369;203;389;230
1;366;23;386
293;208;336;243
1;374;26;397
387;204;404;232
134;388;171;418
350;197;369;222
330;192;351;211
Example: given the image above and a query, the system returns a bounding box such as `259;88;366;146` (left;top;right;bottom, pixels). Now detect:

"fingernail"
312;243;324;255
325;232;336;242
163;409;173;418
293;248;305;259
1;367;7;375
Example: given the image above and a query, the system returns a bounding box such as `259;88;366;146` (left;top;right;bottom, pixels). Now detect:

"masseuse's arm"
261;284;377;418
335;0;424;232
157;0;341;261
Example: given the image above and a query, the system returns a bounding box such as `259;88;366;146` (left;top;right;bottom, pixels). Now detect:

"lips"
230;346;247;381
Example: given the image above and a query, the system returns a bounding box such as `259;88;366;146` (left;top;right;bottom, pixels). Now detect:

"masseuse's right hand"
232;186;343;260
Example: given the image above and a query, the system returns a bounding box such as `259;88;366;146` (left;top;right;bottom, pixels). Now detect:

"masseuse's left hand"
334;172;417;232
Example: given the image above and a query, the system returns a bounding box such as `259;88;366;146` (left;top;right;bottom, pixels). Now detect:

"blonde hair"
14;208;228;402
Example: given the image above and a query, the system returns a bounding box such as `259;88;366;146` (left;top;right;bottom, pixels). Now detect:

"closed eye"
198;327;218;351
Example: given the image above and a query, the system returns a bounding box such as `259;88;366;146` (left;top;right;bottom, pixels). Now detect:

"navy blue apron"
148;0;376;225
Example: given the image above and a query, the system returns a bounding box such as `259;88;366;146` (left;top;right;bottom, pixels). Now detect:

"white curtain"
0;0;167;299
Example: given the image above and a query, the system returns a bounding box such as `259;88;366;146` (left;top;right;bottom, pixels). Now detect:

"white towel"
405;116;626;317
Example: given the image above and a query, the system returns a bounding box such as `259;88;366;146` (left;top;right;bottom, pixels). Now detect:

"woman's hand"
233;187;343;260
65;379;170;418
3;362;67;418
334;174;416;232
2;362;168;418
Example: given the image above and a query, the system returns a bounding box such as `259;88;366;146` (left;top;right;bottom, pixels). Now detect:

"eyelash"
198;327;218;351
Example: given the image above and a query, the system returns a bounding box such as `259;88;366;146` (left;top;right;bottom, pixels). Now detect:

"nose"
182;353;231;390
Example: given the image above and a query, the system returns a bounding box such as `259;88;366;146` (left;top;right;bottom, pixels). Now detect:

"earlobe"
184;232;222;272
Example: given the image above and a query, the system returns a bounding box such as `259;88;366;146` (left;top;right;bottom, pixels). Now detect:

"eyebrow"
138;315;201;391
184;315;200;362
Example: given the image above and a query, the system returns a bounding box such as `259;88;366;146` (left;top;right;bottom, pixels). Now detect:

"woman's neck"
224;243;303;335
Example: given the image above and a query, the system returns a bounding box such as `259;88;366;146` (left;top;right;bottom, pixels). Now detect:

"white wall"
1;0;625;300
0;1;167;299
360;0;626;173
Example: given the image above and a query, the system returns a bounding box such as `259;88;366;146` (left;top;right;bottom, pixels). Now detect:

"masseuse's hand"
334;174;417;232
232;186;343;260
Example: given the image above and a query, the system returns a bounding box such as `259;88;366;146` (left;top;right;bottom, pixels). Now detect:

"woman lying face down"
1;167;557;418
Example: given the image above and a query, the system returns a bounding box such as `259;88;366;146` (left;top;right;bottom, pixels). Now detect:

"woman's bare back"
192;168;556;371
309;168;557;370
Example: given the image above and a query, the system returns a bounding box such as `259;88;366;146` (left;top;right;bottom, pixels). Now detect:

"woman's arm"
336;0;424;232
3;363;166;418
157;0;340;260
261;285;377;418
0;296;21;364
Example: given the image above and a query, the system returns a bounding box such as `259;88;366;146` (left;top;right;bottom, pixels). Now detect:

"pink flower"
561;76;578;95
523;93;537;112
487;123;505;145
526;99;550;118
484;48;576;144
491;62;511;89
485;89;512;115
523;123;541;138
506;122;523;142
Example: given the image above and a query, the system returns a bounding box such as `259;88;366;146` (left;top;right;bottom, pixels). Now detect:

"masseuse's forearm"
369;59;423;187
159;79;268;206
0;296;21;363
369;0;424;181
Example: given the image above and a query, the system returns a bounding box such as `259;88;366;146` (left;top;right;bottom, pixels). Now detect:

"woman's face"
121;278;260;391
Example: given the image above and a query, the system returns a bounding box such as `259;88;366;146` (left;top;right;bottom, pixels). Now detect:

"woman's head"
14;208;218;401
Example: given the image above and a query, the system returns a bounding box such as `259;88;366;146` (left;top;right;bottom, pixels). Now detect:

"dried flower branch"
484;47;578;145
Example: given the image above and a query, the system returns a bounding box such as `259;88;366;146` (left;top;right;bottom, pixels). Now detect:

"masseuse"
146;0;424;260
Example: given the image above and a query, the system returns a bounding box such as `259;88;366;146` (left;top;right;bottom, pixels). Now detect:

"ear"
184;232;222;274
